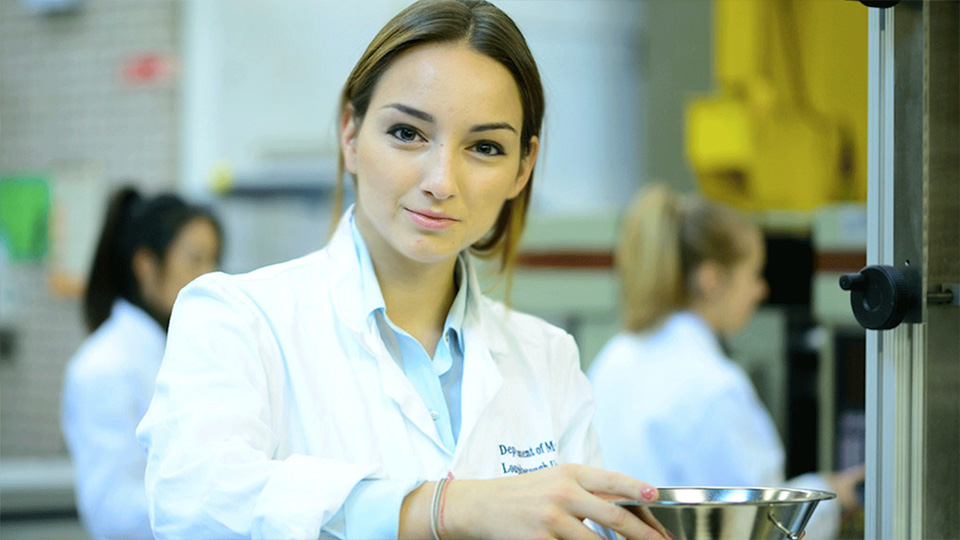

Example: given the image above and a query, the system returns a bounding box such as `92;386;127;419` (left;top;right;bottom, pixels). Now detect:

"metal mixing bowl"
593;486;835;540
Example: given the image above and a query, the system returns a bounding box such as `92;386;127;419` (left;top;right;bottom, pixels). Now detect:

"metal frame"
866;3;960;539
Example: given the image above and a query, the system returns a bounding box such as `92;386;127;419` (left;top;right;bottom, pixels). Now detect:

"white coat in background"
588;312;841;540
62;299;163;540
136;211;599;540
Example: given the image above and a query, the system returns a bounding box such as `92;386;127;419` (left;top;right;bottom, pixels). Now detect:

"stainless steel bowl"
593;487;835;540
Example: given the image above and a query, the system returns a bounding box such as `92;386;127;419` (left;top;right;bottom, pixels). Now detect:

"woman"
136;2;667;539
61;186;221;540
588;184;862;540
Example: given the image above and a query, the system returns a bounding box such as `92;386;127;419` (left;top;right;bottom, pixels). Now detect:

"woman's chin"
398;239;462;266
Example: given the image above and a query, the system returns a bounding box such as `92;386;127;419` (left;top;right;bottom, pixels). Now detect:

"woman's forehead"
368;42;523;125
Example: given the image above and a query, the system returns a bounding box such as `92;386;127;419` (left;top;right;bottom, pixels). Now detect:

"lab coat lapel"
456;257;505;453
457;325;504;453
360;325;451;455
327;210;450;454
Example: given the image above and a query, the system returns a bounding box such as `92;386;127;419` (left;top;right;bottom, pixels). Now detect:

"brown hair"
617;184;758;332
333;0;543;279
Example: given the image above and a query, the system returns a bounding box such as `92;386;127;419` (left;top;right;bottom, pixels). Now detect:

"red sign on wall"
119;52;179;88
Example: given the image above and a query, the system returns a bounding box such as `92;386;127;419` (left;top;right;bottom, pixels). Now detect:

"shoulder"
179;249;333;316
65;323;140;390
587;333;643;380
479;296;577;356
193;249;328;296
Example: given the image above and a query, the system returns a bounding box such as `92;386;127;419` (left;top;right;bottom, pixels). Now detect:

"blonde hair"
333;0;543;284
617;184;759;332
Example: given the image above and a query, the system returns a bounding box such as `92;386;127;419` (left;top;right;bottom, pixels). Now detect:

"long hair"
334;0;543;284
617;184;758;332
83;186;222;333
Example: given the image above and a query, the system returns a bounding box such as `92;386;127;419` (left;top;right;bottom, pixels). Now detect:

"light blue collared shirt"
342;214;467;539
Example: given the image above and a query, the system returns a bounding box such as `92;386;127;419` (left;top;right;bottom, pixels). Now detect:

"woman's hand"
438;464;669;540
825;464;866;515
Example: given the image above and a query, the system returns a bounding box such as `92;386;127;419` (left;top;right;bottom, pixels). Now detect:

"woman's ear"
692;260;723;301
509;135;539;199
131;247;161;305
340;105;359;175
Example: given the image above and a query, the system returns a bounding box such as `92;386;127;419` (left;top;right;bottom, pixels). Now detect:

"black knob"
839;273;867;291
859;1;900;8
839;265;919;330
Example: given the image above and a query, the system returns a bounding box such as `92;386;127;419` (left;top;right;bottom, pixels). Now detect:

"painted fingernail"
641;486;657;502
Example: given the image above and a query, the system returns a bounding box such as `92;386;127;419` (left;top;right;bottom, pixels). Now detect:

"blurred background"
0;0;871;538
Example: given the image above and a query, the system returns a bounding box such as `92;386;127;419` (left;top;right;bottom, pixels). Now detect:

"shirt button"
430;410;440;421
444;333;450;342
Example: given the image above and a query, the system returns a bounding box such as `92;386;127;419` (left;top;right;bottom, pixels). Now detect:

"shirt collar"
663;310;724;357
350;213;467;354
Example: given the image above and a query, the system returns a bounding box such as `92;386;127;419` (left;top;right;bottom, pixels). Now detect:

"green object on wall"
0;177;50;260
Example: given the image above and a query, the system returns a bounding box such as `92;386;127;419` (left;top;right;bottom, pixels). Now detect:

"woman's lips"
405;208;457;230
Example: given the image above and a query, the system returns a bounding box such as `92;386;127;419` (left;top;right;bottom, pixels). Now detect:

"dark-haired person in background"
61;186;222;540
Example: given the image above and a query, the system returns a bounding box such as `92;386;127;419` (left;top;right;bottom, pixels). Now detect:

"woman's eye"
388;125;422;143
473;141;505;156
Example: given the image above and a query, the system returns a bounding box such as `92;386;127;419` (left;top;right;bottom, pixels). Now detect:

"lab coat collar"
111;298;165;340
328;206;506;356
660;311;724;359
348;214;467;356
109;298;167;369
327;207;505;455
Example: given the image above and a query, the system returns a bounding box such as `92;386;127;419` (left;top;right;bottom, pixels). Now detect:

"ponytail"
617;184;757;332
83;185;223;333
617;185;685;332
84;187;142;332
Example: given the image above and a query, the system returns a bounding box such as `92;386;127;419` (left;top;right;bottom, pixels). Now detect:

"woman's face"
341;41;538;268
714;231;768;335
138;217;220;320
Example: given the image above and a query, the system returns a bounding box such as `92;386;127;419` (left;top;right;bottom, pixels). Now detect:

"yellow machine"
686;0;868;211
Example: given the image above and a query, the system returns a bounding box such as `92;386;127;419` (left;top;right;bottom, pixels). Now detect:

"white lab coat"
588;312;841;540
136;211;600;540
62;299;163;540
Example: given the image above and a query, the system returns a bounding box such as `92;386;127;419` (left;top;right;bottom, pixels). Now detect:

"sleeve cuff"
343;478;424;540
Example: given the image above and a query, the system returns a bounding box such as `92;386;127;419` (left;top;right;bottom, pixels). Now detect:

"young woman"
136;1;667;539
588;184;863;540
61;186;221;540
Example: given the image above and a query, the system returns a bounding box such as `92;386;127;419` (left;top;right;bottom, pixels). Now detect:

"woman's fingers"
627;503;672;540
567;490;669;540
440;465;669;540
553;466;667;540
572;466;658;504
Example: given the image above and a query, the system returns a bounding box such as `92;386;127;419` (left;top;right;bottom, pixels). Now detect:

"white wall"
179;0;645;212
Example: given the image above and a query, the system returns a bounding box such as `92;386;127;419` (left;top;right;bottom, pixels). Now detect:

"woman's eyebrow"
381;103;517;134
470;122;517;134
382;103;434;123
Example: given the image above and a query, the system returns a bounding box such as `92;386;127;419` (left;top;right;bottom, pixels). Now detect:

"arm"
674;378;786;487
396;332;668;540
62;362;153;539
136;277;380;539
401;466;668;540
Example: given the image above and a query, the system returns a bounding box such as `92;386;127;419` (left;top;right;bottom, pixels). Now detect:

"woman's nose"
420;144;459;200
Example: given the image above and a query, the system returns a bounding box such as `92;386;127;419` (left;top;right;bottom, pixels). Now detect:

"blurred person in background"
588;184;864;540
61;186;222;540
135;1;669;539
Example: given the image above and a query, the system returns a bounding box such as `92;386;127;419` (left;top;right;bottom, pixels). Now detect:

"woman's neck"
355;218;459;356
690;302;724;337
375;256;458;356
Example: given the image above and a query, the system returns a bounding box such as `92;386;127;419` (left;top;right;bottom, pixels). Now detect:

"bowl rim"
614;486;837;508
